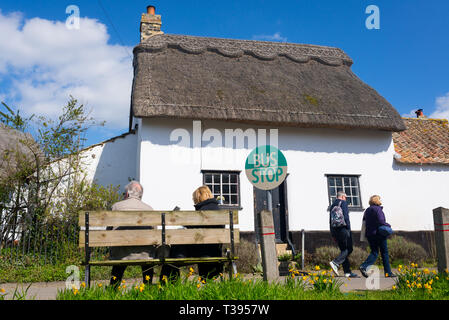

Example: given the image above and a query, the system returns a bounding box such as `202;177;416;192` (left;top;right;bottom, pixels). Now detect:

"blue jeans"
360;235;392;275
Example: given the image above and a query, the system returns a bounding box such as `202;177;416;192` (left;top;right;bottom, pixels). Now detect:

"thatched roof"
131;34;406;132
393;118;449;165
0;124;39;182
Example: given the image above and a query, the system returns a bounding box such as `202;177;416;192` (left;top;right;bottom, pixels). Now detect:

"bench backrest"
78;210;239;248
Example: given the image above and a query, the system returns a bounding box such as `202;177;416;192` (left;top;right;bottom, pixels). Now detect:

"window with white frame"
202;171;240;207
326;175;363;210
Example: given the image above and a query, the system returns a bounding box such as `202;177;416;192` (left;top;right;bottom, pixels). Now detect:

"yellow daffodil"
392;285;397;290
314;266;320;271
0;288;5;293
196;283;201;288
145;275;151;281
81;282;86;288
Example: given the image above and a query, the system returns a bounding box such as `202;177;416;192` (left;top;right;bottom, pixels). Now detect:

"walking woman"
359;195;396;278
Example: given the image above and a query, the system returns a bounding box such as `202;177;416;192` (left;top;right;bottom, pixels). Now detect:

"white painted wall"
134;118;449;232
83;118;448;233
80;132;138;193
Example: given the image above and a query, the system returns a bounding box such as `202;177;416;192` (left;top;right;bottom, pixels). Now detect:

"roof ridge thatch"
135;33;354;67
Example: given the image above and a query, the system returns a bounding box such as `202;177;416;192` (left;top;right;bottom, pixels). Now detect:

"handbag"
377;225;393;237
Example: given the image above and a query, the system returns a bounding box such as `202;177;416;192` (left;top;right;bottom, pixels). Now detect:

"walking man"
329;191;359;278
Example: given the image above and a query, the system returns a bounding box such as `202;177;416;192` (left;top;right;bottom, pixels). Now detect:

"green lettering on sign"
245;145;288;190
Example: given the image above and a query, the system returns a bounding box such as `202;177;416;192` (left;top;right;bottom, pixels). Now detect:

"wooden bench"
79;210;239;287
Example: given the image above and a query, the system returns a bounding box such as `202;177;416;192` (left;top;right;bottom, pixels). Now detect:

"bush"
313;246;339;268
387;236;427;265
312;246;368;269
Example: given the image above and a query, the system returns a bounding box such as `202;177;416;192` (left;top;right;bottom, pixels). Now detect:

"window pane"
205;174;212;184
336;178;342;187
213;185;220;194
346;197;353;206
345;187;351;196
231;185;237;194
223;185;229;193
222;195;229;204
344;177;350;186
352;197;360;207
213;174;221;183
351;187;359;196
231;195;237;205
230;174;237;183
329;187;336;197
329;178;336;187
350;177;357;186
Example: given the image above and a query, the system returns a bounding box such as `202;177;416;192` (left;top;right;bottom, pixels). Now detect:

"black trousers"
110;265;153;287
331;227;353;274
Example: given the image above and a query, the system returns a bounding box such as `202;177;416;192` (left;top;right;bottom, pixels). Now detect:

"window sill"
349;207;365;212
218;206;243;211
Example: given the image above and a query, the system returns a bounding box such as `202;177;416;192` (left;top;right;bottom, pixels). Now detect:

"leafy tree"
0;96;111;247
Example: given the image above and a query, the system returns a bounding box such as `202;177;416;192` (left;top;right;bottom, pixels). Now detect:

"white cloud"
430;92;449;120
0;10;133;129
252;32;288;42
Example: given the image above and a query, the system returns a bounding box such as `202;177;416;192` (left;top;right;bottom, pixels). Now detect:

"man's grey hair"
125;180;143;199
337;191;347;198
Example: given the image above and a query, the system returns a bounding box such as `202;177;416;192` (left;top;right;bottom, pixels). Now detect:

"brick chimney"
140;5;163;41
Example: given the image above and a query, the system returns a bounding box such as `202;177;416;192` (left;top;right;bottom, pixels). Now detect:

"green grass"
56;264;449;301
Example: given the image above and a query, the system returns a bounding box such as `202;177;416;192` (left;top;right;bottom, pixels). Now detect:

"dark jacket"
364;205;391;237
329;198;350;231
194;198;220;211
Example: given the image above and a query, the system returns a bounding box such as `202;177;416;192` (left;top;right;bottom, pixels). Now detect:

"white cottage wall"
138;119;397;231
80;132;138;193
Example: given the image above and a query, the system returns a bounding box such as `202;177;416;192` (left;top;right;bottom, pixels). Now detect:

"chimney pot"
415;109;424;118
147;5;156;15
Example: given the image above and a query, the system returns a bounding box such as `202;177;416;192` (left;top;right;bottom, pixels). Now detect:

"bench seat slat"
78;210;238;227
79;228;240;248
86;256;239;267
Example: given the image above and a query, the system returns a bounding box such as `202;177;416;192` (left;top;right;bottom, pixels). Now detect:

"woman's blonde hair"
192;185;214;205
369;195;382;206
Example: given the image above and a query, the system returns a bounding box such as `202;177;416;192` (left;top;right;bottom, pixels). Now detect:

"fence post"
433;207;449;273
84;212;91;287
258;210;279;282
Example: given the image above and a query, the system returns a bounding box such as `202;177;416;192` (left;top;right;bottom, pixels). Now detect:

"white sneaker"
329;261;339;276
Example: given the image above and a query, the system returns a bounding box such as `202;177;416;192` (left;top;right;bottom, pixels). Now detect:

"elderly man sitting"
109;180;155;287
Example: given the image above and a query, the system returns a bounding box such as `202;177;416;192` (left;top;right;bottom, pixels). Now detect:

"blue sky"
0;0;448;146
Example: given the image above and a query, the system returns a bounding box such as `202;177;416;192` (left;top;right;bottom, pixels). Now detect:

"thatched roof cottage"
82;7;449;250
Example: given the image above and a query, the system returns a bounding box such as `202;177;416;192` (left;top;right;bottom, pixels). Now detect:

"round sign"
245;145;288;190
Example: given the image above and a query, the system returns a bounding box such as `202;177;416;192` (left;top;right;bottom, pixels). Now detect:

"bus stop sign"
245;145;288;190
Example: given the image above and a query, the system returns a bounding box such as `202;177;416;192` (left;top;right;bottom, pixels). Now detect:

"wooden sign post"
246;145;288;282
259;210;279;282
433;207;449;273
